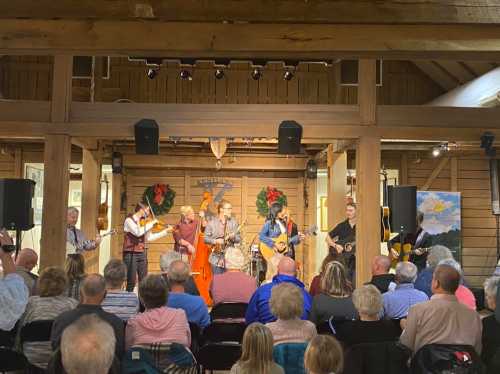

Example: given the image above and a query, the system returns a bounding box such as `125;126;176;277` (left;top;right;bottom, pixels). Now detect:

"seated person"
126;274;190;349
101;259;139;321
309;253;337;297
160;251;199;296
64;253;86;301
481;276;500;373
266;283;317;345
366;255;395;294
246;256;312;324
439;258;476;310
382;261;428;319
210;246;257;305
166;260;210;328
334;285;401;347
304;335;344;374
309;261;357;326
18;267;78;369
414;245;453;298
15;248;39;295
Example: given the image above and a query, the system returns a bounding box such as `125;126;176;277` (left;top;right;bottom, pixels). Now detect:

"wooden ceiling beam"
3;1;500;24
465;61;496;76
2;20;500;61
436;61;476;84
413;61;459;90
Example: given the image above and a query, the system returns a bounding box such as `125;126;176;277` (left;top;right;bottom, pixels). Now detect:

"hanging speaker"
134;119;159;154
388;185;417;234
489;159;500;215
278;120;302;154
0;179;35;230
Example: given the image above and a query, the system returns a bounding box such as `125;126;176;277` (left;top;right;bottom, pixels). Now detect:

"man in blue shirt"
382;261;428;319
415;245;453;298
245;256;312;324
166;260;210;328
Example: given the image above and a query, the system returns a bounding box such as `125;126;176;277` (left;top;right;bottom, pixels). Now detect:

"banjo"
66;229;116;255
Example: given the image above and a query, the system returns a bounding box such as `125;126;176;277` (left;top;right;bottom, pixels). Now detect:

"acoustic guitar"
390;242;431;269
97;175;109;231
381;169;391;242
259;224;318;262
211;220;247;255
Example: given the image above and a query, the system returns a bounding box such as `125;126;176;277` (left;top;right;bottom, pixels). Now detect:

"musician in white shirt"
66;207;101;254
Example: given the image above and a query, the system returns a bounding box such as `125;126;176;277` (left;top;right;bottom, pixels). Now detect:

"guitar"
329;235;355;255
211;220;247;255
259;224;318;262
390;242;431;269
66;229;116;255
381;169;391;242
97;175;109;231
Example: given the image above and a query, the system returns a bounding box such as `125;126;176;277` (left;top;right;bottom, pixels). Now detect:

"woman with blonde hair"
64;253;86;300
304;335;344;374
230;322;284;374
309;261;357;325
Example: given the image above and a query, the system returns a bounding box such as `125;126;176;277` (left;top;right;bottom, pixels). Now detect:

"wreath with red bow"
142;183;176;216
256;186;288;217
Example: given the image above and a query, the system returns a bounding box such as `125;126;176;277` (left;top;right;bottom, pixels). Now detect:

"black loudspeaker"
388;185;417;234
134;119;159;154
278;120;302;154
0;179;35;230
489;159;500;215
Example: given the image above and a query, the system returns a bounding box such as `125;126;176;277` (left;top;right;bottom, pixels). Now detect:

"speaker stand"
14;227;21;261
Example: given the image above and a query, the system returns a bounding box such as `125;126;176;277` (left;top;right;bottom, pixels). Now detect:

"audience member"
304;335;344;374
101;259;139;321
126;274;190;349
335;285;401;347
15;248;39;295
51;274;124;360
160;251;199;296
414;245;452;297
266;283;317;345
309;253;336;296
61;314;115;374
481;276;500;373
439;258;476;310
309;261;357;325
246;257;312;324
210;246;257;305
230;322;284;374
18;267;78;369
400;264;482;355
367;255;395;293
65;253;86;300
166;260;210;328
0;229;28;331
382;261;428;319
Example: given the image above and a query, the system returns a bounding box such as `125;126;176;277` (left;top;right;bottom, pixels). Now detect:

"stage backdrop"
417;191;462;262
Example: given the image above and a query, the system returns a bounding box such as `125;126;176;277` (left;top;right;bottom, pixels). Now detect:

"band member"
259;202;305;279
389;211;432;272
282;205;300;260
204;200;241;275
173;205;206;263
67;207;101;254
122;202;171;291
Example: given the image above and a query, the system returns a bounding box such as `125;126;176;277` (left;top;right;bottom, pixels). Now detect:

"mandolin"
97;175;109;231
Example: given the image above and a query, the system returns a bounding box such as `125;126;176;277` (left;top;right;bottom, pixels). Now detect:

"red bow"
153;184;167;205
266;186;281;205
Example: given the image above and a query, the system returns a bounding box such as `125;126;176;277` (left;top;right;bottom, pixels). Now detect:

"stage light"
283;70;294;81
146;67;159;79
251;68;262;80
432;146;441;157
215;69;225;79
180;70;192;81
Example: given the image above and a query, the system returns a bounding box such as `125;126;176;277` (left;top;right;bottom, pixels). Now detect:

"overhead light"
180;69;192;81
251;68;262;80
283;70;294;81
214;68;225;79
146;66;159;79
112;152;123;174
432;147;441;158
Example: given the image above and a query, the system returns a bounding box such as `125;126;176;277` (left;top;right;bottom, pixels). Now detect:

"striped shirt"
101;290;139;321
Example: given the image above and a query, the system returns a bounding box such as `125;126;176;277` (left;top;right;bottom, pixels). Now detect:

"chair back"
316;316;352;335
202;322;246;344
197;342;241;371
210;303;248;321
127;342;197;374
344;341;410;374
0;328;16;348
189;322;201;356
411;344;483;374
273;342;308;374
20;320;54;343
0;347;28;373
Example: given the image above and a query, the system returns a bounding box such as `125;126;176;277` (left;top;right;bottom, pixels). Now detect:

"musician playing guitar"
67;206;101;254
204;200;241;275
173;205;207;264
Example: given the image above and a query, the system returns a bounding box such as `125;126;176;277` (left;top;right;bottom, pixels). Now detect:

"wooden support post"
81;148;101;272
355;135;381;287
450;157;458;191
110;172;123;259
296;177;305;281
91;56;103;102
40;135;71;269
14;148;23;178
358;59;377;125
306;177;318;284
327;144;347;229
50;55;73;123
400;153;409;185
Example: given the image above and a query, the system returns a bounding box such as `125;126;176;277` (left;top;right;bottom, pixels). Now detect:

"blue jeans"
211;264;225;275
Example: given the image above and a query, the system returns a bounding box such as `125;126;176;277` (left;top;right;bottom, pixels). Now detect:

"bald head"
16;248;38;271
81;274;106;305
371;255;391;276
277;256;296;277
432;264;460;295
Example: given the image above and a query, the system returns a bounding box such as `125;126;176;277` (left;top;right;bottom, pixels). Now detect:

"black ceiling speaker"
134;119;159;154
388;185;417;235
278;120;303;154
0;179;35;231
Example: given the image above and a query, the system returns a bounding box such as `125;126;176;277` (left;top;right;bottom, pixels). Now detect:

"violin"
140;200;173;234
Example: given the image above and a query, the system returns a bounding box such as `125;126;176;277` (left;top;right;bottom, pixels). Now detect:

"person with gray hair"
66;206;101;254
415;245;453;297
159;251;199;296
51;274;125;361
61;314;116;374
101;259;139;321
166;260;210;327
15;248;39;295
382;261;428;319
482;276;500;372
438;258;476;310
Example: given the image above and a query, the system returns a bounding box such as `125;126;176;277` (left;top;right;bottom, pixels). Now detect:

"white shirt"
123;216;169;242
0;273;29;331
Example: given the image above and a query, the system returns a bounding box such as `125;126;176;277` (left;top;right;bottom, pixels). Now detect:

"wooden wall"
1;57;443;105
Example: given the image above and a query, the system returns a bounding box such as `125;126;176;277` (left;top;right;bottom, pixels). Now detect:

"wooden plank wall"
0;150;16;178
1;57;443;105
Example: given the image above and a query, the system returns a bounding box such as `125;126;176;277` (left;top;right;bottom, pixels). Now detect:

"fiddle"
140;199;173;234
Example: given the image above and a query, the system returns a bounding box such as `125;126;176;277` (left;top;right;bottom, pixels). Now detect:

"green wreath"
256;186;288;217
142;183;176;216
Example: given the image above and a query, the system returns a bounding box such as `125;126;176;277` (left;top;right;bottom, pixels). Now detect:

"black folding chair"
0;327;16;348
197;342;241;373
210;303;248;321
189;322;201;357
0;347;28;373
20;319;54;343
202;322;246;344
344;341;410;374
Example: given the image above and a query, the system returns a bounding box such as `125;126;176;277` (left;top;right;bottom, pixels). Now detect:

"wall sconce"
112;152;123;174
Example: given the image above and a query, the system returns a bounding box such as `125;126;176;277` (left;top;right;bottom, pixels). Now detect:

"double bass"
191;192;213;306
